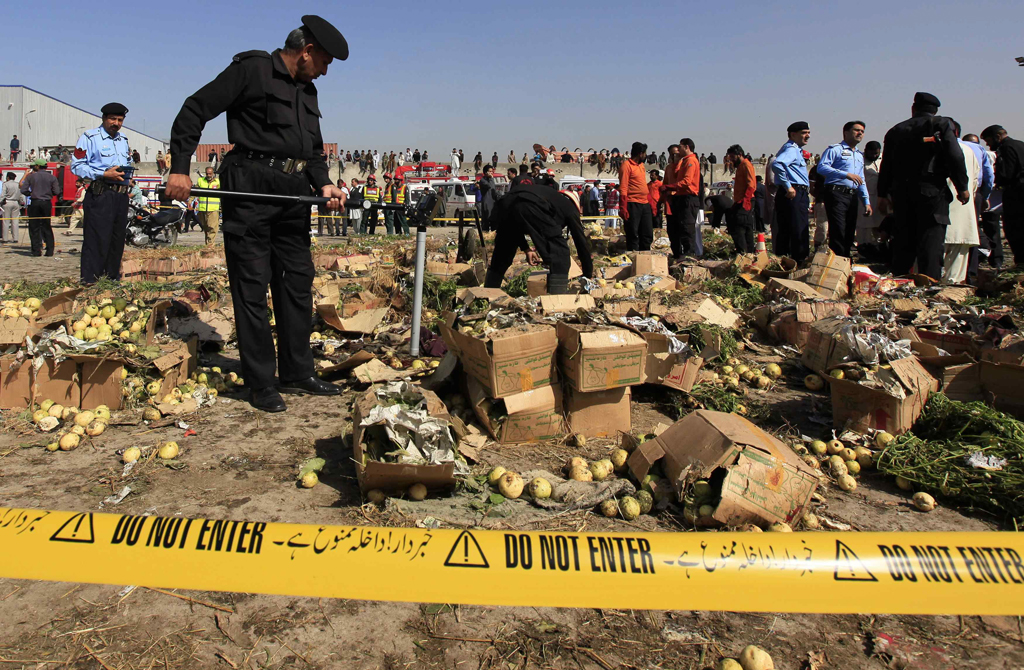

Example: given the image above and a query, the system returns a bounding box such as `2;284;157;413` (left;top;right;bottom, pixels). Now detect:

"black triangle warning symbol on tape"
50;512;95;544
444;530;489;568
834;540;877;582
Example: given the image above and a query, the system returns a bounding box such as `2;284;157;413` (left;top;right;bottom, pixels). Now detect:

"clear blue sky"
12;0;1024;159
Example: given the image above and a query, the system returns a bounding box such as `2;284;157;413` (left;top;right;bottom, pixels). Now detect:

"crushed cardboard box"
627;410;820;527
466;376;564;443
804;250;852;298
539;294;596;315
764;278;827;302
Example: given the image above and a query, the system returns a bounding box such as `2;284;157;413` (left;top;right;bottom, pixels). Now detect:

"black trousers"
774;186;810;261
967;208;1003;282
221;159;315;390
27;200;54;256
753;203;765;233
890;188;950;280
1004;192;1024;266
366;205;381;234
395;210;409;235
824;187;859;258
81;189;128;282
624;201;653;252
668;194;699;257
485;200;571;288
728;205;755;254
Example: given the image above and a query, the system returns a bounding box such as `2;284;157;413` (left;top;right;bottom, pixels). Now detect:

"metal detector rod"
157;185;405;209
409;219;428;357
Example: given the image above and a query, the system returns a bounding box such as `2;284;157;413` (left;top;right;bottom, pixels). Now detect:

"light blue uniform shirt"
71;126;131;181
770;140;809;189
816;141;870;205
963;140;994;202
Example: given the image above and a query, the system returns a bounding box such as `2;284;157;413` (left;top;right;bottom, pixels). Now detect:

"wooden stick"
144;587;234;614
83;644;116;670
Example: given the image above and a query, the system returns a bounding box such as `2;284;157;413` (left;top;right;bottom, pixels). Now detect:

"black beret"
302;15;349;60
100;102;128;116
787;121;809;133
914;92;941;108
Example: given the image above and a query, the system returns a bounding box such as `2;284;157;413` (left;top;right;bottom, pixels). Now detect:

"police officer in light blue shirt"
816;121;874;257
771;121;812;261
71;102;133;283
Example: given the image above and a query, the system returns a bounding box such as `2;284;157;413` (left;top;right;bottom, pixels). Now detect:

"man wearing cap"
20;158;62;256
363;174;383;234
381;173;396;234
165;16;349;413
877;92;968;280
71;103;132;281
980;125;1024;267
771;122;812;261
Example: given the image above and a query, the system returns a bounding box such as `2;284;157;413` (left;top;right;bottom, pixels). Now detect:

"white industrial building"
0;85;166;162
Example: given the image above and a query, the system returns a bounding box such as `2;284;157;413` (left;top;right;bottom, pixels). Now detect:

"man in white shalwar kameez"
943;139;981;283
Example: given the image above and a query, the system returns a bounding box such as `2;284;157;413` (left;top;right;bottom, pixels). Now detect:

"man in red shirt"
727;144;756;253
661;139;701;259
648;169;662;223
619;142;653;251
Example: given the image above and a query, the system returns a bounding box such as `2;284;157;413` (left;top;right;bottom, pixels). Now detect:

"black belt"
793;184;809;193
827;184;857;195
89;181;129;195
238;149;307;175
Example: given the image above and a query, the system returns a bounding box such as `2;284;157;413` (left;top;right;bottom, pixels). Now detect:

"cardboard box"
764;278;827;302
351;385;457;492
556;322;647;392
440;319;557;399
316;305;389;335
801;316;856;374
34;358;80;408
647;295;740;329
914;329;976;356
830;356;938;435
565;386;631;438
0;356;32;409
760;301;850;348
538;294;596;315
596;264;634;282
804;251;852;298
627;410;820;526
456;287;513;310
601;299;646;319
632;252;670;277
641;332;703;391
467;376;564;443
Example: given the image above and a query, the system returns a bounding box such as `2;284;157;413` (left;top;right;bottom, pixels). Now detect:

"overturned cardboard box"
804;250;852;298
565;385;631;438
831;356;938;435
627;410;820;527
466;375;564;443
351;384;458;492
556;322;647;392
441;317;557;398
753;300;850;348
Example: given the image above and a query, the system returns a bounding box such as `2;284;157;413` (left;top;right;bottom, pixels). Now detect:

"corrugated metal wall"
0;86;166;163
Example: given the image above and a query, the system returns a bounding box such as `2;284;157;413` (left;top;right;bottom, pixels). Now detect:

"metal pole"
410;219;428;357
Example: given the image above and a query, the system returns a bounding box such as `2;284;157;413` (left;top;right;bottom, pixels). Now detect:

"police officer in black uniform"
165;16;349;413
484;182;593;294
876;92;969;280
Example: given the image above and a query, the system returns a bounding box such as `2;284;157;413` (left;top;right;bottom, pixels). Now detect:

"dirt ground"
0;226;1022;669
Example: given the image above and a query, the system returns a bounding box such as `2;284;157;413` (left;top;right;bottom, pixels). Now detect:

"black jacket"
491;185;593;277
994;136;1024;194
877;113;967;200
170;49;331;191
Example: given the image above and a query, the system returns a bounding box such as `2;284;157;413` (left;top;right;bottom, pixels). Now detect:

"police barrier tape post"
2;508;1023;615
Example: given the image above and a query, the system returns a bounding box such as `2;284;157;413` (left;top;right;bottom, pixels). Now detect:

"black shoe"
278;376;342;396
250;387;287;413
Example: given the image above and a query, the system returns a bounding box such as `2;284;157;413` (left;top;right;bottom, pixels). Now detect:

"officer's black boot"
484;266;505;289
546;273;570;295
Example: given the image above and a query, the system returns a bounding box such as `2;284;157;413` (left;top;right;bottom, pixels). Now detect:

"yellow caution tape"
2;507;1022;615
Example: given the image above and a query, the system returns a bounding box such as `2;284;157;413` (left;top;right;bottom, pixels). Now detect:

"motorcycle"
126;200;195;247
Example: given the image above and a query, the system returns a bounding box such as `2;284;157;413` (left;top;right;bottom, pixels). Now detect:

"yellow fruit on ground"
565;456;588;472
895;475;914;491
487;466;507;485
411;359;426;370
875;431;896;448
24;297;41;310
45;442;59;452
528;477;552;499
803;512;821;529
609;448;629;470
366;489;387;504
619;496;641;520
40;399;55;412
59;433;80;450
829;369;845;380
84;304;99;317
122;446;141;463
767;522;792;532
72;320;88;332
300;472;319;488
716;658;744;670
94;406;111;420
838;474;858;491
809;440;828;455
764;363;782;379
71;425;86;436
158;441;179;459
913;492;936;512
32;409;49;424
74;411;95;427
738;644;775;670
85;421;106;437
589;460;610;482
142;407;162;421
845;460;861;476
90;316;106;328
569;465;593;482
598;499;618;517
804;374;825;391
498;472;525;499
146;381;162;396
408;483;428;500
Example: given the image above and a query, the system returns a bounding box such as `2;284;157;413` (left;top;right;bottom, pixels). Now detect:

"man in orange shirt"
727;144;756;253
660;139;701;259
619;142;653;251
